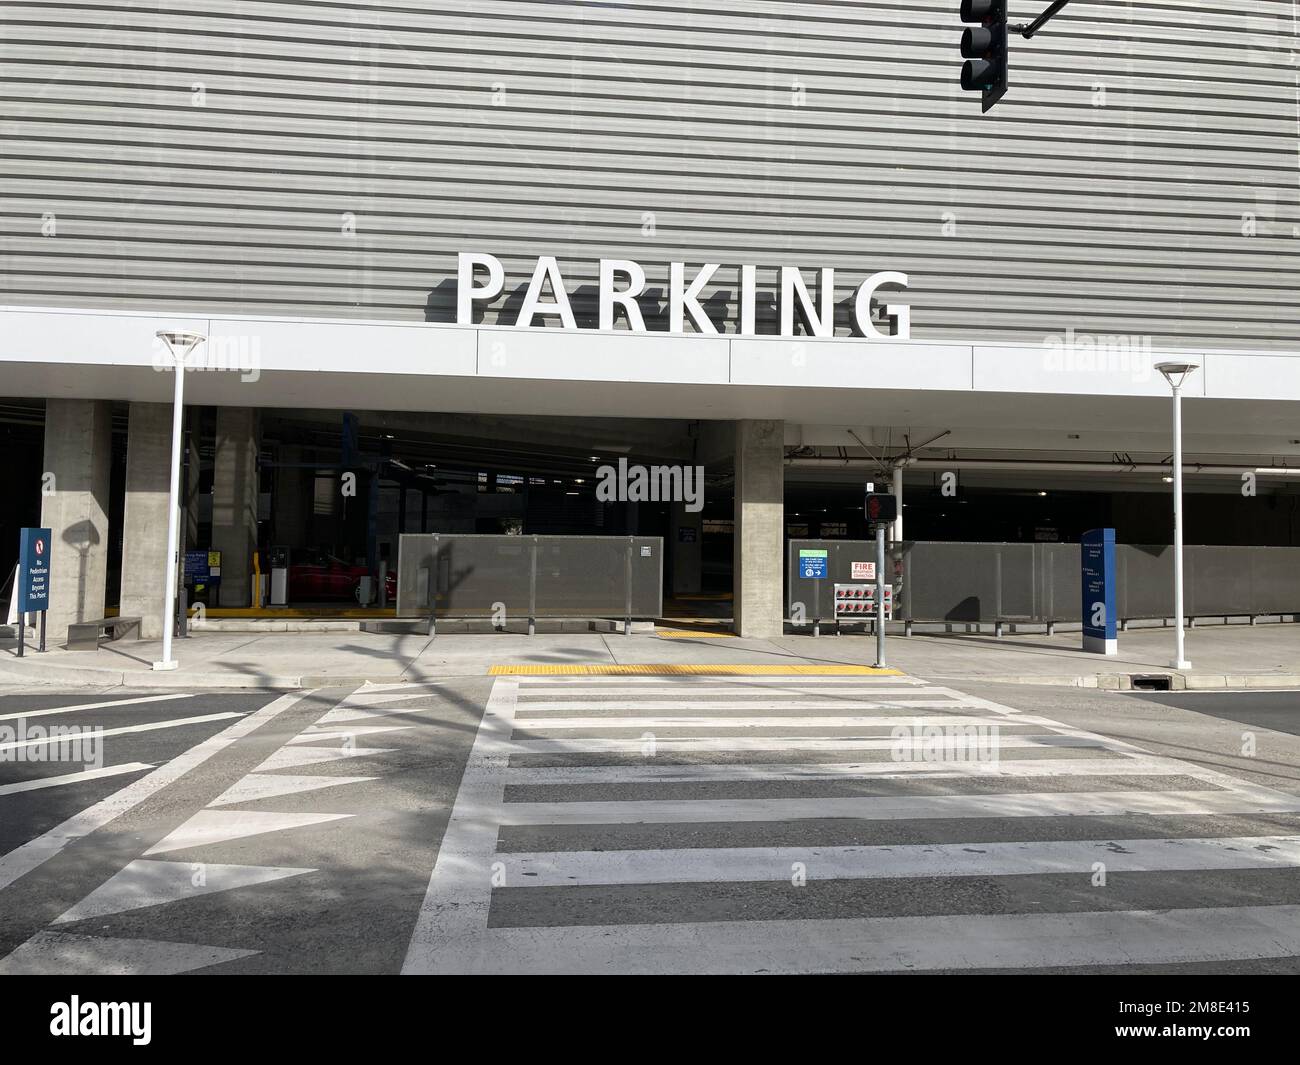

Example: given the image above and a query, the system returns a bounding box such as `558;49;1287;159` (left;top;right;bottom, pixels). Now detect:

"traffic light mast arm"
1015;0;1073;39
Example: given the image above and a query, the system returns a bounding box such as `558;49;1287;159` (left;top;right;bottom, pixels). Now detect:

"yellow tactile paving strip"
487;664;904;676
655;630;738;639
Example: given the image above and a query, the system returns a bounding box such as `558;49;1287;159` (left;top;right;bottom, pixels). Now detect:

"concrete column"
275;444;309;546
670;500;703;596
183;419;202;549
732;419;784;637
39;400;113;644
119;402;173;638
211;407;259;607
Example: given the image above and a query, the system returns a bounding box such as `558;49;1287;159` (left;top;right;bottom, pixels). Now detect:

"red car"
287;550;397;603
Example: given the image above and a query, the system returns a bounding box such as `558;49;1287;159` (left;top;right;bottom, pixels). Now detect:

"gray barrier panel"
1252;548;1300;615
396;534;663;619
789;541;1300;625
1117;545;1171;621
787;540;902;624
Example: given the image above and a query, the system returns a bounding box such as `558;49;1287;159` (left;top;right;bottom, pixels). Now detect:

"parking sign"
798;549;828;579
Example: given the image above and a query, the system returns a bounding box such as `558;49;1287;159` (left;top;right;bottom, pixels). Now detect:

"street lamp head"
154;330;207;364
1155;361;1198;389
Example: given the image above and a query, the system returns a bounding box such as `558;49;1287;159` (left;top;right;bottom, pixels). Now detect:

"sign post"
16;527;51;657
864;488;899;668
798;548;828;636
1081;528;1117;655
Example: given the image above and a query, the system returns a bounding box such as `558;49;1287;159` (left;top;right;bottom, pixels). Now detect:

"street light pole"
152;331;206;671
1156;361;1198;671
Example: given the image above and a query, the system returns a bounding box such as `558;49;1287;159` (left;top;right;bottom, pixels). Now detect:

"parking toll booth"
268;545;290;607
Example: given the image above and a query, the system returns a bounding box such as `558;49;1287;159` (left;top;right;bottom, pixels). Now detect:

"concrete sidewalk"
0;621;1298;690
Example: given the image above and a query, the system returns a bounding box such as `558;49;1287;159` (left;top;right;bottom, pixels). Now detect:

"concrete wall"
39;399;112;643
119;402;173;637
733;419;784;637
0;3;1294;353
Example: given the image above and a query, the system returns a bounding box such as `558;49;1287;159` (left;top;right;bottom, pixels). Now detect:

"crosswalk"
402;673;1300;974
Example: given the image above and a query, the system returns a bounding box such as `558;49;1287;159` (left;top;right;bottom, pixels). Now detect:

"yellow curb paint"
204;607;398;619
487;664;903;676
655;631;738;639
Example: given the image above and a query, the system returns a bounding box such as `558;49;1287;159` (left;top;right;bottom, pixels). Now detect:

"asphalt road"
0;691;276;853
1129;689;1300;737
0;681;492;973
0;677;1298;974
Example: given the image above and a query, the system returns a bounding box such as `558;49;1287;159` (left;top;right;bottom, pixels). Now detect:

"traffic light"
960;0;1009;112
864;492;898;526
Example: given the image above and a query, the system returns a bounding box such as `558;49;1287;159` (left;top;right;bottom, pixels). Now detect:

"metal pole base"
152;660;179;671
1173;660;1191;670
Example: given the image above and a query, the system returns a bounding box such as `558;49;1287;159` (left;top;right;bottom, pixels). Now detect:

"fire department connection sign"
851;561;876;580
18;527;51;611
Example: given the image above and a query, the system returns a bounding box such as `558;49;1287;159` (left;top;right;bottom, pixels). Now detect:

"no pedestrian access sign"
18;526;50;611
16;526;51;656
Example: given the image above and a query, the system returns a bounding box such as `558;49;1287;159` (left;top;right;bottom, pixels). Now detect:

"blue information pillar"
1081;528;1117;656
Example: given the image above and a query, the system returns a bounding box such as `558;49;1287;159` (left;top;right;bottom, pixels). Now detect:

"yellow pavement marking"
656;630;737;639
201;607;397;619
487;664;903;676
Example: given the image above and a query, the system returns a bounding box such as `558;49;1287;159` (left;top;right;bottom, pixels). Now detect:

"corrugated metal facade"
1;0;1297;348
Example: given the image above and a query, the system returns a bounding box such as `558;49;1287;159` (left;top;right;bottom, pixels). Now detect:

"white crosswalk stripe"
501;836;1300;887
403;675;1300;975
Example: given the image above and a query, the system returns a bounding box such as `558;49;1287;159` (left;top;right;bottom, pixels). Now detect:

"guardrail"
396;534;663;634
788;539;1300;632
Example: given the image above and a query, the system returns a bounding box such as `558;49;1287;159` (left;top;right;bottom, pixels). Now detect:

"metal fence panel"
535;536;663;617
787;540;901;623
1117;545;1174;621
1190;545;1245;616
396;534;662;619
792;541;1300;626
1047;544;1081;622
1252;548;1300;615
898;542;1004;623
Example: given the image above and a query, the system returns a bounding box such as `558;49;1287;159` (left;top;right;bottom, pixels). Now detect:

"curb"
0;662;308;690
3;663;1299;693
0;666;480;691
923;672;1300;691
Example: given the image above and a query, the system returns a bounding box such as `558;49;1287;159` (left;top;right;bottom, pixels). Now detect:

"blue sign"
17;527;51;612
799;549;828;579
1081;528;1117;655
184;550;210;582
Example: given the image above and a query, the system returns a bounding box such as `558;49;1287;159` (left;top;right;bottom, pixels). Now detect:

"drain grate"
1131;674;1173;691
